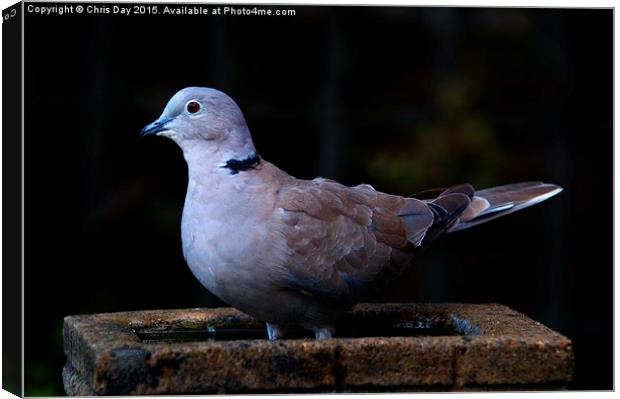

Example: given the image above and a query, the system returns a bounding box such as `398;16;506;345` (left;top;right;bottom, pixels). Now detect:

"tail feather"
422;192;471;244
448;182;562;232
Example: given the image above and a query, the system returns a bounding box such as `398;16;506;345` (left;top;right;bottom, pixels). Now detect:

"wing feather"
274;178;433;302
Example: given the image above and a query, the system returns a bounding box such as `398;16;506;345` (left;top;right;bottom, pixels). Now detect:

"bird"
141;87;562;340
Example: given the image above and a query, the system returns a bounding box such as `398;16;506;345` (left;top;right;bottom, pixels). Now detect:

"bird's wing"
273;178;434;302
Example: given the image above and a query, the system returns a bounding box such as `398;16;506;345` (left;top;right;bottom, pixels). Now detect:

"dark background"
23;5;612;395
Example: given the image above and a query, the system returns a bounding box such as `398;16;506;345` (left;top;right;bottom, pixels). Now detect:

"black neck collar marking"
222;153;261;175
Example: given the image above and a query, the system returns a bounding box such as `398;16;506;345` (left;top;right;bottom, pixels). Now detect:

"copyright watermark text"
26;3;296;17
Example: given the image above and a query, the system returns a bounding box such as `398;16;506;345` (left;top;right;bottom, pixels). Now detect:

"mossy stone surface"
63;303;573;394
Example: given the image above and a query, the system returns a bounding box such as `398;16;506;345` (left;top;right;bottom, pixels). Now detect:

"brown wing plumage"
274;178;433;302
273;179;561;303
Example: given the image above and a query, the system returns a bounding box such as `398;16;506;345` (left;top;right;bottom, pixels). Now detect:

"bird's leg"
266;323;287;341
313;326;335;340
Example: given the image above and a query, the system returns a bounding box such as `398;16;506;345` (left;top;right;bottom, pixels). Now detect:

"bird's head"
141;87;256;162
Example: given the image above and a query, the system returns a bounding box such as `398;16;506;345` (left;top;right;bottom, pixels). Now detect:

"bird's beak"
140;116;173;137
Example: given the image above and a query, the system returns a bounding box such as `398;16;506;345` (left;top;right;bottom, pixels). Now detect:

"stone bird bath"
63;303;573;394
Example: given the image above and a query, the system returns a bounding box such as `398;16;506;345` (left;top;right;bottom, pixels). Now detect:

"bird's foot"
313;327;334;340
266;323;287;340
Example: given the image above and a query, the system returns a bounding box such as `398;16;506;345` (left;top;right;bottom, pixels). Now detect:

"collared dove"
141;87;562;340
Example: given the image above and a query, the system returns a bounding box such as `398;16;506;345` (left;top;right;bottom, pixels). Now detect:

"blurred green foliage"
25;321;65;396
368;76;503;193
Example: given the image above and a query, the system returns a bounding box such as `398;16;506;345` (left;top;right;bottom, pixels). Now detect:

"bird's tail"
447;182;563;233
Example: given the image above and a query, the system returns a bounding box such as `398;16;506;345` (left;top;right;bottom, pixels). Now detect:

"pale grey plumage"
141;87;562;340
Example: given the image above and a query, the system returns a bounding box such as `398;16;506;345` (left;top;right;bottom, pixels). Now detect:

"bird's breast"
179;178;284;310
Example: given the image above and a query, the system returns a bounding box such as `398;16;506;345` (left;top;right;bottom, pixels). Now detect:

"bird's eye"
186;100;201;114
